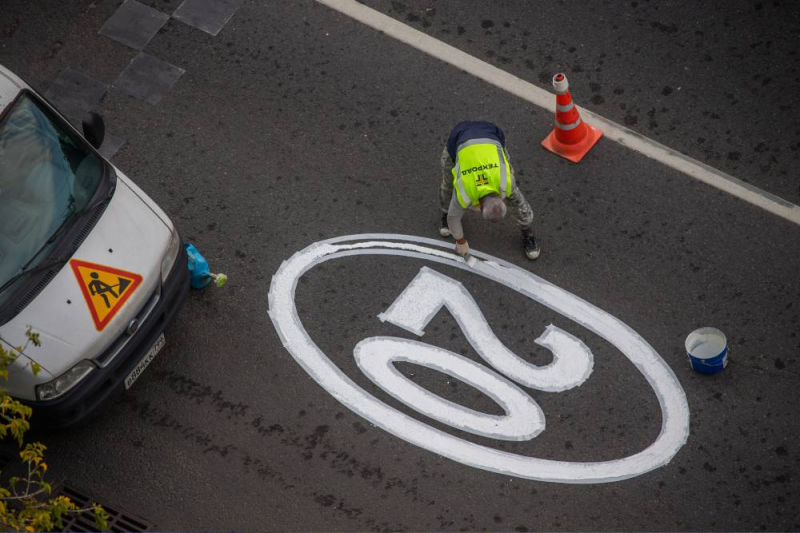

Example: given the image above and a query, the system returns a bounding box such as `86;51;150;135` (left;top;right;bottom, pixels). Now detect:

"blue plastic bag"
185;243;211;289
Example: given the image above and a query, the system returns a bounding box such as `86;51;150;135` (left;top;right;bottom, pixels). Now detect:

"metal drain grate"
55;485;153;532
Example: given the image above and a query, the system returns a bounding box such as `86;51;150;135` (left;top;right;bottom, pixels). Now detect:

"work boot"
523;231;540;260
439;213;451;237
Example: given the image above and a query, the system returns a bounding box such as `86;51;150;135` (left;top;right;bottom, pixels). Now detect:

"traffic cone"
541;73;603;163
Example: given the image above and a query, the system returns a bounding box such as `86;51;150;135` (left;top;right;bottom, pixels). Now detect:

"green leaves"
23;327;40;348
0;329;108;532
0;342;17;382
0;391;32;447
0;325;44;380
92;504;110;531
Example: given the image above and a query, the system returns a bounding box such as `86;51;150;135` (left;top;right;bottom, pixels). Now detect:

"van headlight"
161;225;181;282
36;360;95;401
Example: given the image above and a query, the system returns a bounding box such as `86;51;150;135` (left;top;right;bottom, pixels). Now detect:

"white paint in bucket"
685;328;728;374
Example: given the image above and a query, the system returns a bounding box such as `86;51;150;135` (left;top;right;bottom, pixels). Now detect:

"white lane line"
316;0;800;227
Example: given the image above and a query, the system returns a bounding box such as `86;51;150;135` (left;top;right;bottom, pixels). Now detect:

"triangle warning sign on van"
69;259;143;331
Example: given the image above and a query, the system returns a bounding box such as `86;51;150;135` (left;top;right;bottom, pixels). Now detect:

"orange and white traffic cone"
541;73;603;163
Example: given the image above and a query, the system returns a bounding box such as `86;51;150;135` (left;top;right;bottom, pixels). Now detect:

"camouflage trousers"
439;146;535;232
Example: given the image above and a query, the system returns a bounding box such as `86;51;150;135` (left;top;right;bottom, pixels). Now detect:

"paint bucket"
185;242;211;289
685;327;728;374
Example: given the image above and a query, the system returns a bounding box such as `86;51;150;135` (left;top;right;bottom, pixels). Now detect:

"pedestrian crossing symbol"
69;259;143;331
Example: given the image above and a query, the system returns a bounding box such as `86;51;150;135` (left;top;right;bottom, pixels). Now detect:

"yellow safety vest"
450;138;513;208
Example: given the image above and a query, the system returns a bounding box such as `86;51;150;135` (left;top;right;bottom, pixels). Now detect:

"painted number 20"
357;267;594;441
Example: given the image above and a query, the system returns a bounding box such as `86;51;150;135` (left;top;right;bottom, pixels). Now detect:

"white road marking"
316;0;800;227
379;267;594;392
355;337;546;441
268;235;690;483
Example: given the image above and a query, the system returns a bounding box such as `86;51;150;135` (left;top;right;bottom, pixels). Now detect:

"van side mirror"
82;112;105;150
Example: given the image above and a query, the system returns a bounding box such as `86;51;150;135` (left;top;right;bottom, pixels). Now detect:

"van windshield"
0;94;103;301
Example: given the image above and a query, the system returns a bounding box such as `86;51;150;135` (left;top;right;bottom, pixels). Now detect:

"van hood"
0;177;170;377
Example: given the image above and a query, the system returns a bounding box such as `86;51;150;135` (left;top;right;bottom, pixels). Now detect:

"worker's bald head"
480;194;507;222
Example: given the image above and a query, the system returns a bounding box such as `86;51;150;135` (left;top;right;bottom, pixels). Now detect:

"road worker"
438;120;540;260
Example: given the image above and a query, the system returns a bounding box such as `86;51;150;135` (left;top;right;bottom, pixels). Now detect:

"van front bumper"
27;245;190;428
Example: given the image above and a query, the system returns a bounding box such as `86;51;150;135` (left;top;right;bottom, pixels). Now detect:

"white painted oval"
354;336;545;441
268;234;690;484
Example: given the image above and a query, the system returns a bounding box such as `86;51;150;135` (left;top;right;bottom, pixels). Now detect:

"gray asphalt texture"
1;1;799;531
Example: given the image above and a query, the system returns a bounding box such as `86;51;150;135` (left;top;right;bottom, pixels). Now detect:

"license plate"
125;333;165;390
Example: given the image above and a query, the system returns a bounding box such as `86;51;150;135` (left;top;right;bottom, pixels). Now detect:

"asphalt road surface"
1;0;799;531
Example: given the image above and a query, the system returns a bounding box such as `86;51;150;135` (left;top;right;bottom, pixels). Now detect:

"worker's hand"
455;239;470;257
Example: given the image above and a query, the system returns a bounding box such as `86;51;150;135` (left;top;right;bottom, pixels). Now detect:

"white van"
0;64;189;426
